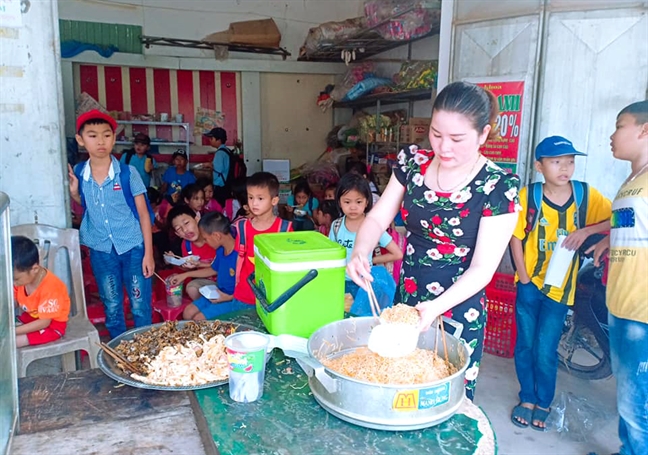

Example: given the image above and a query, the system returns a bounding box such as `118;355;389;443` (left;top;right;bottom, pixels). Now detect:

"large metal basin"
295;317;469;431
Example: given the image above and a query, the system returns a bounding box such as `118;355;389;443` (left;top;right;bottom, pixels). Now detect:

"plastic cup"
224;331;270;403
165;280;183;308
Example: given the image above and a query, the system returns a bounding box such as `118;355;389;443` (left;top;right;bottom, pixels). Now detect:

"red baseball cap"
76;109;118;133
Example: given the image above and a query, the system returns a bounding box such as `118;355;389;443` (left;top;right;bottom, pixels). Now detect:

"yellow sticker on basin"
392;383;451;412
392;390;419;412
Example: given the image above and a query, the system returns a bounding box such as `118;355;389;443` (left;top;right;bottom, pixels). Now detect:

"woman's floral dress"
394;146;521;400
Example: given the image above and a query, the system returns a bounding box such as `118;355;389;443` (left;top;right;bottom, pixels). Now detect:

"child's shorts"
193;297;248;320
17;313;67;346
186;278;216;294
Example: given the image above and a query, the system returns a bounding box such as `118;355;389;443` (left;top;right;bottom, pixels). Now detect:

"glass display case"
0;192;18;455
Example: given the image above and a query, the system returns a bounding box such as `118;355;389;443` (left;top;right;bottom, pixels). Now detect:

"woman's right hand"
415;300;444;332
346;252;372;289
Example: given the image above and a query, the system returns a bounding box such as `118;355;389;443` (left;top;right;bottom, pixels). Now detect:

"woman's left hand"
415;300;444;332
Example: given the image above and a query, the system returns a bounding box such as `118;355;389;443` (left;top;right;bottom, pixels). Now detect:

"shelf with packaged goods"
116;120;191;163
298;6;440;62
333;88;434;110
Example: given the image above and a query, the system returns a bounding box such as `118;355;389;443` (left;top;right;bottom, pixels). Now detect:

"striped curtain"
73;64;242;146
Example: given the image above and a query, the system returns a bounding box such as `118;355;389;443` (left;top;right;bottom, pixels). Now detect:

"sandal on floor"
511;403;533;428
531;407;551;431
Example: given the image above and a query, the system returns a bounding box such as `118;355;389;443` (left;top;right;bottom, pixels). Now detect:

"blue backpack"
74;161;155;226
522;180;589;244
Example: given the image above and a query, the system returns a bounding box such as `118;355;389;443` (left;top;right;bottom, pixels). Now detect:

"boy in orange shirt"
12;236;71;348
232;172;292;306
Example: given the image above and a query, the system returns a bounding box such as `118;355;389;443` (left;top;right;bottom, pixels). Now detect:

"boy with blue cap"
510;136;612;431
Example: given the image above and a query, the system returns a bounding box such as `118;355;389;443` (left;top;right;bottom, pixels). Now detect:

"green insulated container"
250;231;346;337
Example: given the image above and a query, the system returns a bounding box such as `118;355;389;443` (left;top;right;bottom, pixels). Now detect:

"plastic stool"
153;297;191;321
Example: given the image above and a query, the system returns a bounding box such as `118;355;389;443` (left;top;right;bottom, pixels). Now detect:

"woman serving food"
347;81;521;400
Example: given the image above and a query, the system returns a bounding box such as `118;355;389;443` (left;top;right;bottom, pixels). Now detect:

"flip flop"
511;403;533;428
531;407;551;431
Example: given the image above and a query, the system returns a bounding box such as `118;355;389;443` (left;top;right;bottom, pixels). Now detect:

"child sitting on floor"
181;183;205;219
313;199;339;237
286;179;319;231
12;236;71;348
166;205;217;300
183;212;239;320
198;178;223;213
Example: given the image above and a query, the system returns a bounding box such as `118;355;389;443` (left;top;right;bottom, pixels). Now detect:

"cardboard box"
203;18;282;48
263;159;291;183
230;19;281;47
400;125;428;144
400;117;430;144
371;163;390;175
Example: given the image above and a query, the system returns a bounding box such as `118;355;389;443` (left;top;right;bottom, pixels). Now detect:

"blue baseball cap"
535;136;586;160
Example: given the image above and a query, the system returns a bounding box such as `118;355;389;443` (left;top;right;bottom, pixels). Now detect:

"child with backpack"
329;173;402;313
68;110;154;339
510;136;612;431
183;212;240;321
204;127;247;206
286;179;319;231
119;133;156;187
232;172;293;306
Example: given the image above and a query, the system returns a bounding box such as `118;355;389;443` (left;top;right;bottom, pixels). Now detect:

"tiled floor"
24;351;620;455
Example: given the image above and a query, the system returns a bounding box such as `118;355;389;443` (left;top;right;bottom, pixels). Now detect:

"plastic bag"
344;77;393;101
330;62;376;102
393;60;438;90
350;266;397;316
363;0;441;41
301;17;366;57
546;391;612;441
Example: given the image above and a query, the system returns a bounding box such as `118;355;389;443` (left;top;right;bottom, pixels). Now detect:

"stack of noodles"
322;304;457;385
131;335;229;386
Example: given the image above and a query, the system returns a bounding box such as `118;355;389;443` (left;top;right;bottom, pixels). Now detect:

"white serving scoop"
364;281;420;358
368;321;419;358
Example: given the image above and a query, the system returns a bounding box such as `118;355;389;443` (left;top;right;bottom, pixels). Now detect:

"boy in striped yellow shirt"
510;136;611;431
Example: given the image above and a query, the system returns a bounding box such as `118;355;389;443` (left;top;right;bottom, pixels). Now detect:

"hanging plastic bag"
350;265;397;316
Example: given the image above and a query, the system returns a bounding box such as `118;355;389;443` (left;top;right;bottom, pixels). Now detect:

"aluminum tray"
97;320;257;391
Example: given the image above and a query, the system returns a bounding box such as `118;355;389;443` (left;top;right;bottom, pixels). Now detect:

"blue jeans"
90;245;152;339
609;314;648;455
513;282;569;409
194;297;250;319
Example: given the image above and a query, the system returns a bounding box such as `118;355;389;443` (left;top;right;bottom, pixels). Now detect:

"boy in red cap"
68;110;154;338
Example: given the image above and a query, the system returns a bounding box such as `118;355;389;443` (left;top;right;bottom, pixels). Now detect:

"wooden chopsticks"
364;278;382;318
437;316;450;366
97;342;142;375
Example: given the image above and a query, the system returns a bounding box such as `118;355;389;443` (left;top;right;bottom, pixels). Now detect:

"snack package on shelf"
393;60;438;91
330;62;376;102
343;77;393;101
300;17;367;58
364;0;441;41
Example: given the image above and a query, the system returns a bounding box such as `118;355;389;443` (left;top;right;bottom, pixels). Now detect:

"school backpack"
233;217;291;285
74;161;156;226
124;148;152;165
522;180;589;246
215;145;247;192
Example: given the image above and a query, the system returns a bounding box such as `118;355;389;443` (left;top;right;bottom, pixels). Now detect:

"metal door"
536;5;648;199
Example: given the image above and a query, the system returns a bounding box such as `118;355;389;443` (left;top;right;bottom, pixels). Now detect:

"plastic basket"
484;273;517;358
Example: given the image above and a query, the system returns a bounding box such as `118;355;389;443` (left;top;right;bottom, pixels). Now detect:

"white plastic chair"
11;224;100;377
